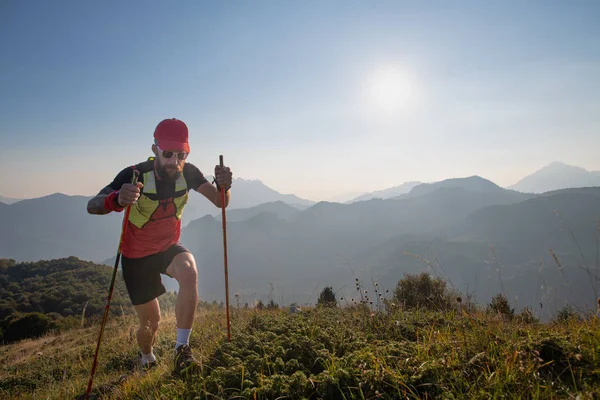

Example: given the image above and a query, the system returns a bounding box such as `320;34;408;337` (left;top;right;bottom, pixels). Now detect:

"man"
86;118;232;375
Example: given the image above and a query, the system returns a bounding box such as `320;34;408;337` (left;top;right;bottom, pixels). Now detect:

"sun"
367;67;413;115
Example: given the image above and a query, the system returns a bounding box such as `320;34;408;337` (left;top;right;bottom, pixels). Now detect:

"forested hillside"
0;257;176;343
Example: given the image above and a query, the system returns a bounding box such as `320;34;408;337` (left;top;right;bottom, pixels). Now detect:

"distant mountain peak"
543;161;587;172
404;175;504;198
234;177;264;184
348;181;423;203
509;161;600;194
204;175;265;184
548;161;569;167
0;194;25;205
448;175;500;186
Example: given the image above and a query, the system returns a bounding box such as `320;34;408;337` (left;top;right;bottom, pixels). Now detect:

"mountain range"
0;177;315;264
2;161;600;319
2;161;598;207
343;161;600;202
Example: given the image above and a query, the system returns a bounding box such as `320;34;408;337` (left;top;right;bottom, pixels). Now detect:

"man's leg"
121;253;165;369
134;298;161;367
165;251;198;332
165;250;201;374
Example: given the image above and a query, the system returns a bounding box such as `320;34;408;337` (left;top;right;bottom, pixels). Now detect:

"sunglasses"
157;146;188;160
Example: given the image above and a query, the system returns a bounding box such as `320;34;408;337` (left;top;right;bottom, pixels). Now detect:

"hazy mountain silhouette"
214;200;300;223
450;187;600;250
222;177;314;206
348;181;422;203
0;195;23;205
509;161;600;193
400;176;521;199
182;177;314;225
326;191;365;203
0;193;124;262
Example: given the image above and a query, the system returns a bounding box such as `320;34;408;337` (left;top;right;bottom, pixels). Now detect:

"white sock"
141;352;156;365
175;328;191;350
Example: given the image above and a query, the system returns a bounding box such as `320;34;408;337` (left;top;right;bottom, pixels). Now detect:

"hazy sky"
1;1;599;201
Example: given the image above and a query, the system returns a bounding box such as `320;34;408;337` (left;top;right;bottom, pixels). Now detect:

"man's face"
153;145;188;181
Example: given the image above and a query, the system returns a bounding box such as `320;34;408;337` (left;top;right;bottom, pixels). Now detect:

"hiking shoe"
141;361;158;372
174;344;201;376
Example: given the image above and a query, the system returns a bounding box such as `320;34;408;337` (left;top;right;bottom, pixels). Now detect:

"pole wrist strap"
104;190;124;212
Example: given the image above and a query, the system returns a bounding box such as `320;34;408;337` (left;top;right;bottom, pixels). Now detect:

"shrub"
515;307;538;324
2;312;57;342
393;272;456;311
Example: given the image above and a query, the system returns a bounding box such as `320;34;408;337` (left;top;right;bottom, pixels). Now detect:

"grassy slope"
1;305;599;399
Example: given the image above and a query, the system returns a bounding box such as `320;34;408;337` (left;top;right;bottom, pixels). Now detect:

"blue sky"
1;0;599;200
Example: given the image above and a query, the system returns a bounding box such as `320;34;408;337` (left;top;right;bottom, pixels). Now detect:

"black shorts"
121;242;190;306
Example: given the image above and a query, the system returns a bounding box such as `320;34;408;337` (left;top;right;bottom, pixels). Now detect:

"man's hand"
214;164;233;190
118;182;144;206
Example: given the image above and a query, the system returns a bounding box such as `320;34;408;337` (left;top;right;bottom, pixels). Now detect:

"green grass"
0;305;599;399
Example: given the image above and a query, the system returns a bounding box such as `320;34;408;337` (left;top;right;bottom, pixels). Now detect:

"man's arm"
196;181;230;208
88;166;137;215
186;162;231;208
87;186;115;215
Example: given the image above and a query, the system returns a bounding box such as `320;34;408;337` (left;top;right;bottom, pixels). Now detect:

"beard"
155;160;183;182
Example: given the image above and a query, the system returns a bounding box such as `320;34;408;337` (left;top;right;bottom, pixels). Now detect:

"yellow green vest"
128;159;189;229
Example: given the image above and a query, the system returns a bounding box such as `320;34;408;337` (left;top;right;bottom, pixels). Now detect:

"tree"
553;304;580;323
317;286;337;307
488;293;514;319
393;272;457;311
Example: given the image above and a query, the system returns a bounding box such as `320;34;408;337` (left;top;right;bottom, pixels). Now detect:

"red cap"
153;118;190;152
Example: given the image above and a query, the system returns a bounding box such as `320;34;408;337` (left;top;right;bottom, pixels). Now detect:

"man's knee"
171;253;197;284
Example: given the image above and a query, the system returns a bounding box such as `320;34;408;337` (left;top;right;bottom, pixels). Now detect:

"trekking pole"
219;155;231;342
85;169;139;399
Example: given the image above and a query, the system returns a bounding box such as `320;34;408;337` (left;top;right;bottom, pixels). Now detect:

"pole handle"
219;155;224;168
131;169;139;185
